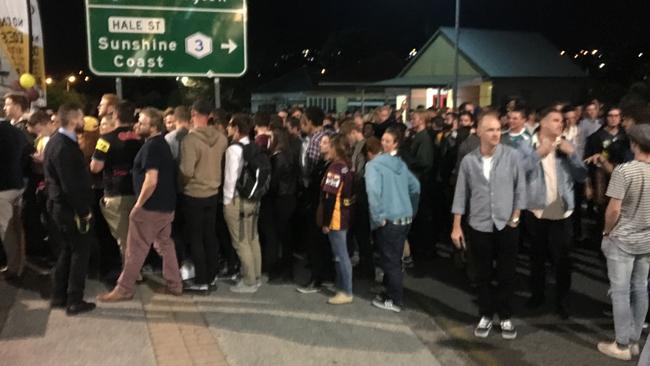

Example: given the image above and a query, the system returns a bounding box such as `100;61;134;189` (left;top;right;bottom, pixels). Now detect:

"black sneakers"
66;301;96;316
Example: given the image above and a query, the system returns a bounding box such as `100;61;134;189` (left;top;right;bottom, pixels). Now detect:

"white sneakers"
474;317;493;338
474;317;517;340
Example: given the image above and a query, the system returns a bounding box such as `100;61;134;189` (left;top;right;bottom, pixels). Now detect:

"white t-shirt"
482;156;493;181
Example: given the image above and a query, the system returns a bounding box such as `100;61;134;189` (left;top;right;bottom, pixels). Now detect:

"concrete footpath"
0;272;470;366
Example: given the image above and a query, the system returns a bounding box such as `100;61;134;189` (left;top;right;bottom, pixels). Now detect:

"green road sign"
84;0;247;77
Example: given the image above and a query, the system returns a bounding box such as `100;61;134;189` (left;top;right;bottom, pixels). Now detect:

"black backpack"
235;142;271;201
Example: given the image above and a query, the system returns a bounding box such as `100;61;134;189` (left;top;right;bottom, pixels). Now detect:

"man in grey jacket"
451;112;527;340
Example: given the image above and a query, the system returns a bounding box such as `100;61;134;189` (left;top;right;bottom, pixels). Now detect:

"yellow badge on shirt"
95;138;111;153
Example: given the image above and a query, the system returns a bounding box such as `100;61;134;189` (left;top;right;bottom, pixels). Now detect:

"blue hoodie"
365;153;421;230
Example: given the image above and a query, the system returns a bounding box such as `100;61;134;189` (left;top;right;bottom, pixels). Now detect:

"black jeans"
350;198;373;277
525;212;573;305
216;200;238;271
408;179;435;263
306;211;333;285
573;181;584;243
182;194;219;285
48;202;92;305
376;223;410;305
467;225;519;319
23;177;47;258
259;194;296;278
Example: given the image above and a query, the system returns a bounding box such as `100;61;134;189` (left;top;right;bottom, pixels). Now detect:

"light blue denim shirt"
452;144;527;233
520;137;588;211
57;127;77;142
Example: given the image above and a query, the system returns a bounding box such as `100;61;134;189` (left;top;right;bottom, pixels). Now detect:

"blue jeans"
602;236;650;346
375;223;410;305
328;230;352;295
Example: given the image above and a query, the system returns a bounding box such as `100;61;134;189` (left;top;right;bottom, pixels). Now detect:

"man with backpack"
223;113;271;293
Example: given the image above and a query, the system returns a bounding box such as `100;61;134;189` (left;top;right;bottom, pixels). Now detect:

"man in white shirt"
223;114;261;294
524;107;587;319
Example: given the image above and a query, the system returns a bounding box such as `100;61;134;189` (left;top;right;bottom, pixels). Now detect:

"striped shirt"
606;160;650;254
306;129;332;176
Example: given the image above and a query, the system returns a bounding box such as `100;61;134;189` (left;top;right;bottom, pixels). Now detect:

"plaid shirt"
306;129;332;175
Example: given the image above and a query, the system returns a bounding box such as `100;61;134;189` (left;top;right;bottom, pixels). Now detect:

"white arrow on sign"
220;39;238;54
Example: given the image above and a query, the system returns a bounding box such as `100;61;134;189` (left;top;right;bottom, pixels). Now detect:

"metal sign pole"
214;78;221;109
115;77;123;100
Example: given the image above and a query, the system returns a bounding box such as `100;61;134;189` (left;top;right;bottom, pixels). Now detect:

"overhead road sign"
85;0;247;77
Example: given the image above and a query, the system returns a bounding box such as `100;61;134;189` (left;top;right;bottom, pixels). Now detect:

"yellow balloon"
19;73;36;89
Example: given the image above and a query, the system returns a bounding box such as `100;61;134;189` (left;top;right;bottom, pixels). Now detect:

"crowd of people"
1;91;650;363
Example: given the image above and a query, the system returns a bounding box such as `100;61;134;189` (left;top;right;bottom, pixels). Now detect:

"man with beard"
43;103;96;315
98;108;182;301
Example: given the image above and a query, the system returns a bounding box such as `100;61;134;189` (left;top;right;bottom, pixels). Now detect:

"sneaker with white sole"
372;297;402;313
500;319;517;340
296;281;320;294
256;274;269;288
229;280;258;294
183;282;209;293
597;341;632;361
474;316;493;338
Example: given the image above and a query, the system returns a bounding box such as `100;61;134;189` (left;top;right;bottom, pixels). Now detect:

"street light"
66;75;77;91
45;77;53;85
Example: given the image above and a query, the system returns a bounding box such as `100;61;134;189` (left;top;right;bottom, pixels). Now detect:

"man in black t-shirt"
90;101;142;261
98;107;182;302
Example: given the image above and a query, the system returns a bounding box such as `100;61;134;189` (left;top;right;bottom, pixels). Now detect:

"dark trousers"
182;194;219;285
525;212;573;305
22;178;47;258
350;199;373;277
467;225;519;319
260;194;296;278
216;200;237;271
307;217;333;285
48;202;92;305
573;182;584;242
408;179;434;262
376;223;410;305
92;189;119;277
171;194;186;263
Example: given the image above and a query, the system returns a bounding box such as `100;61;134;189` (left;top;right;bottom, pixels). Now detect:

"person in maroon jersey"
320;135;354;305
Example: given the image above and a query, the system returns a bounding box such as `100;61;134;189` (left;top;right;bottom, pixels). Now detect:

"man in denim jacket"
522;107;587;319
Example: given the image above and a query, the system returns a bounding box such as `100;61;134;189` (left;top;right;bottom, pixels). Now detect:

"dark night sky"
37;0;650;105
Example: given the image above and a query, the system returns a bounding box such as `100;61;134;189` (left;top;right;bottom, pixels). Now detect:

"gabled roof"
400;27;585;78
372;75;478;87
